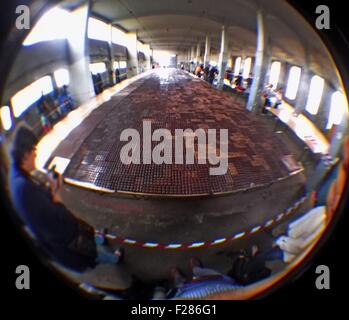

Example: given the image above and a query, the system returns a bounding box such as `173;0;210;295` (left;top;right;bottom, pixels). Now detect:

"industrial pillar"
246;10;270;112
203;34;211;67
107;28;115;86
196;42;201;64
306;108;348;193
217;25;229;89
126;32;139;78
144;44;152;71
66;4;95;104
190;46;196;72
191;46;196;61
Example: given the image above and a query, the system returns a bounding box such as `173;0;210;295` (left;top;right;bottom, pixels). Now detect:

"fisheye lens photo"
0;0;348;301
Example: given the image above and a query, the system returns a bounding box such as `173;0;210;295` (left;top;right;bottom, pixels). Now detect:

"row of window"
233;57;347;130
1;60;129;131
233;57;252;80
23;7;128;47
89;61;127;75
0;70;68;131
0;70;68;130
11;69;69;119
22;6;149;56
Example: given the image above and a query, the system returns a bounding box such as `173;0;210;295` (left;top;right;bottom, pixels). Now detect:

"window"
306;75;325;115
11;76;53;118
112;27;127;46
285;66;302;100
327;91;348;129
234;57;242;75
88;17;111;42
119;61;127;69
89;63;107;75
242;58;252;79
54;69;70;87
23;7;70;46
269;61;281;89
113;61;120;70
0;106;12;131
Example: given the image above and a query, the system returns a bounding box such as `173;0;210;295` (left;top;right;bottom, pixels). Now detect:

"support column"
246;10;270;112
241;50;246;77
306;115;348;193
328;111;349;157
187;48;191;71
217;25;229;89
190;46;196;72
204;34;211;67
191;46;195;61
107;31;115;86
149;46;153;70
66;4;95;104
196;42;201;64
144;44;152;71
126;32;139;78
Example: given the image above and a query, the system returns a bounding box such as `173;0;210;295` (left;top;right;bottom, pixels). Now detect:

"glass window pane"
234;57;242;75
23;7;70;46
37;76;54;95
285;66;302;100
242;58;252;79
269;61;281;89
89;63;107;75
11;76;53;117
88;17;111;42
54;69;70;87
306;75;324;115
327;91;348;129
0;106;12;131
113;61;120;70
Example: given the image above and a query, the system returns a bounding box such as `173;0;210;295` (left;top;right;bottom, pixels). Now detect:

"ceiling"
76;0;337;84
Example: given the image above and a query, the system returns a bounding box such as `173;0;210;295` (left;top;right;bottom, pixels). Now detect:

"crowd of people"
184;62;219;85
186;62;254;94
226;71;254;93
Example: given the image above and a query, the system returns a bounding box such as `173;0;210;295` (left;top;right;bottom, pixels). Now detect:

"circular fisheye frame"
0;0;347;300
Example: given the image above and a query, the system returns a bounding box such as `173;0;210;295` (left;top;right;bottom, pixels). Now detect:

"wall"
88;39;110;63
4;40;68;103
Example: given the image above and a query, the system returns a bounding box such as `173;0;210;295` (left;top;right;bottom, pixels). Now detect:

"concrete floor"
46;69;314;295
